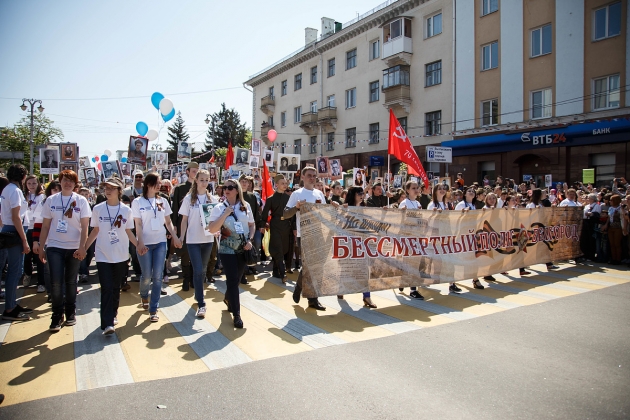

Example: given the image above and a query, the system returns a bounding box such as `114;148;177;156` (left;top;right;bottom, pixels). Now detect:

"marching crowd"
1;163;628;335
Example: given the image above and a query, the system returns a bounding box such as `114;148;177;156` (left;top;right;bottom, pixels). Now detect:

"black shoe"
233;315;244;329
65;313;76;326
47;295;52;303
50;315;64;332
248;267;257;274
121;283;131;291
449;284;462;293
223;298;232;313
15;304;33;314
308;300;326;311
472;280;485;290
519;270;531;275
547;264;559;270
160;289;167;296
272;271;281;278
337;295;344;299
189;279;194;289
399;288;404;292
182;283;189;291
286;269;294;274
483;276;496;281
2;307;30;321
409;290;424;300
292;284;302;304
240;279;249;285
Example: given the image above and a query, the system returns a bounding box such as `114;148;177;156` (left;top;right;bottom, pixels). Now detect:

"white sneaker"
163;275;169;284
196;306;206;318
22;275;31;288
102;326;115;335
113;317;118;326
37;285;46;293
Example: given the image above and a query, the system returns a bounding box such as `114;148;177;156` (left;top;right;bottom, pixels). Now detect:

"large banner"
299;204;583;298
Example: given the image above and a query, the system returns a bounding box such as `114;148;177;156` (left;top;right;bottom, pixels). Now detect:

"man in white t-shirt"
284;166;330;310
559;188;580;207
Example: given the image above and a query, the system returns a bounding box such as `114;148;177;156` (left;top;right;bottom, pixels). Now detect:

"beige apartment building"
245;0;630;187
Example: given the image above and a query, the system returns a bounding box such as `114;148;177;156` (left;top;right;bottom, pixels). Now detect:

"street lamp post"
20;99;44;174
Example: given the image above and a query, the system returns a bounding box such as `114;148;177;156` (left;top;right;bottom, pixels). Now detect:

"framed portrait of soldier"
342;173;353;188
353;168;366;188
61;163;78;173
161;169;172;181
199;162;209;171
40;148;60;174
119;162;131;177
155;152;168;170
209;166;218;181
234;148;249;165
249;155;259;169
127;136;148;166
329;158;342;180
102;160;121;179
370;168;380;182
61;143;77;162
78;156;90;169
83;168;98;187
277;153;300;172
177;141;191;162
316;156;329;177
251;139;261;156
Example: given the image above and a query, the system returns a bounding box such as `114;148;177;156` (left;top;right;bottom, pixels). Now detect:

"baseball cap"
100;177;124;190
132;170;144;178
186;162;199;170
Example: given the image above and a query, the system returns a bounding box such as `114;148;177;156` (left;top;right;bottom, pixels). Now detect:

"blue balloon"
162;108;175;122
151;92;164;110
91;157;96;163
136;121;148;137
101;154;109;162
121;157;127;163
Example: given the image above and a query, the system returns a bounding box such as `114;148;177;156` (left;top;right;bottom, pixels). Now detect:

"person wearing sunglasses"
208;180;255;328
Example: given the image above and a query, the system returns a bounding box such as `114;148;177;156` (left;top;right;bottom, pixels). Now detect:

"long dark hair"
44;180;61;203
530;189;542;206
142;173;160;199
346;186;365;207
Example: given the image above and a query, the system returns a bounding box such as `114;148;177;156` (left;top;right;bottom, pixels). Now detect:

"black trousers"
220;253;246;316
96;261;127;330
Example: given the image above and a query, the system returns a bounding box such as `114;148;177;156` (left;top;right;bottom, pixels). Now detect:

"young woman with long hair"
131;173;181;322
208;179;255;328
22;175;45;291
178;169;218;318
32;181;61;298
38;170;92;332
454;187;486;289
398;180;425;300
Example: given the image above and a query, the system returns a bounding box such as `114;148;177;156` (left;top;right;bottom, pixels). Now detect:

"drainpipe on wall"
316;47;324;158
243;83;253;139
451;0;457;178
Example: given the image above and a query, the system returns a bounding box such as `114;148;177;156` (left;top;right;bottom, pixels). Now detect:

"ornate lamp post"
20;99;44;173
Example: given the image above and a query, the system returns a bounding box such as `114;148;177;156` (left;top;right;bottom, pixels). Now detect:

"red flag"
209;155;215;163
387;109;429;189
261;158;274;203
224;140;234;170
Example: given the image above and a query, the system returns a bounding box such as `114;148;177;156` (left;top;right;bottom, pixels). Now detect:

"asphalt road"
1;281;628;420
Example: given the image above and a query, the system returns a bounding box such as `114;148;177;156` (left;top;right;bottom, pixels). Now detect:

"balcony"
382;84;411;114
260;95;275;116
381;17;413;66
299;111;318;134
261;124;275;143
317;106;337;130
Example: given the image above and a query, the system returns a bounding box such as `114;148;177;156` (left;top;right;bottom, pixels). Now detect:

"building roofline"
244;0;424;87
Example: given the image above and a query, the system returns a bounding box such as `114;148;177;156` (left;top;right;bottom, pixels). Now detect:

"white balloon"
104;149;112;157
146;129;158;141
159;98;174;115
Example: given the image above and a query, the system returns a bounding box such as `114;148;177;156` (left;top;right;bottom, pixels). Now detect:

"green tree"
204;103;248;150
0;113;64;174
166;111;190;164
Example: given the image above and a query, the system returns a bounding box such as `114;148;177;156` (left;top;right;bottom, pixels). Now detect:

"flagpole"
387;153;391;207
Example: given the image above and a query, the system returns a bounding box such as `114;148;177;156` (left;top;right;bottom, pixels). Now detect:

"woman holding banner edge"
397;180;424;300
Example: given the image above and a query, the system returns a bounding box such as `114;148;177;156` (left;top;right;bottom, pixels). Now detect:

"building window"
369;39;380;60
310;101;317;113
481;99;499;126
294;106;302;123
369;123;380;144
383;17;412;41
346;49;357;70
346;128;356;148
482;0;498;16
427;13;442;38
425;61;442;87
369;81;380;102
327;132;335;151
531;24;552;57
281;112;286;127
268;115;274;127
281;80;287;96
531;88;552;119
328;58;335;77
594;2;622;41
294;139;302;155
269;86;274;97
294;73;302;91
310;136;317;154
383;65;410;88
327;94;335;108
345;88;356;109
398;117;407;133
594;74;620;110
425;111;441;135
482;42;498;70
280;142;286;153
590;153;615;186
310;66;317;84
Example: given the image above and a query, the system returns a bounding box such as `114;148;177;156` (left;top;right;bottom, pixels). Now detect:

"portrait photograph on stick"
61;143;77;162
101;160;121;179
277;153;300;172
249;154;259;169
329;158;342;180
177;141;191;162
234;148;250;164
40;148;60;174
251;139;261;155
83;168;98;187
316;156;329;177
127;136;148;165
155;152;168;170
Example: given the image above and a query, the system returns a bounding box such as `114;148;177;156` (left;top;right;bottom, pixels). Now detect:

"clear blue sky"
0;0;379;160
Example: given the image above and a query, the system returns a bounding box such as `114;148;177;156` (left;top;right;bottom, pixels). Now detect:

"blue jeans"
79;239;96;276
137;242;166;313
96;261;127;330
1;225;26;311
47;246;81;317
187;242;212;307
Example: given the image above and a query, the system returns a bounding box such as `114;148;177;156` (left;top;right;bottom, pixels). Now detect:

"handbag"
223;203;258;266
0;231;22;249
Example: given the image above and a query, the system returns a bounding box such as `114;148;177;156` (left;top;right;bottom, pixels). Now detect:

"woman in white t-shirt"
178;169;218;318
38;170;92;332
85;177;137;335
132;173;181;322
559;188;579;207
22;174;46;291
454;188;488;289
525;189;559;271
0;164;32;322
397;180;425;300
208;179;255;329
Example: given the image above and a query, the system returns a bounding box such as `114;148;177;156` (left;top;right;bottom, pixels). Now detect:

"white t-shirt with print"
26;193;46;229
455;201;476;211
0;183;28;227
559;199;579;207
209;201;255;229
286;187;327;238
526;202;542;209
90;202;134;263
179;193;218;244
427;201;447;210
398;198;421;209
41;192;92;249
131;196;172;245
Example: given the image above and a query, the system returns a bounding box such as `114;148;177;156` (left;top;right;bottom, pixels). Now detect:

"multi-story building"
245;0;629;187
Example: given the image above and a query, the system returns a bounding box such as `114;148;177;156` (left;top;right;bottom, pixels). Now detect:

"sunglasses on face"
225;185;237;191
135;175;143;179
